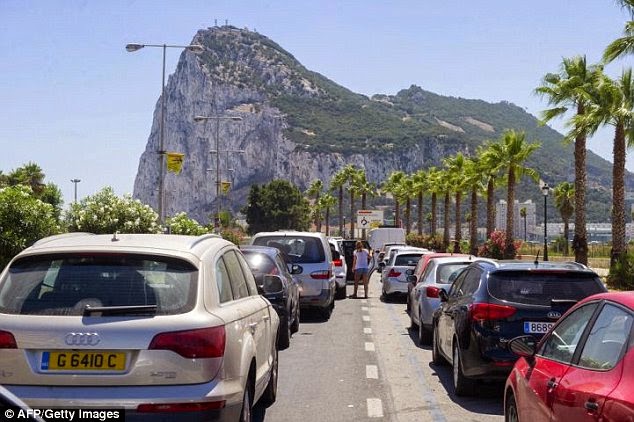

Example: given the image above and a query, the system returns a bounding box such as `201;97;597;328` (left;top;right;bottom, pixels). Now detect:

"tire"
258;348;278;408
452;343;475;396
432;324;446;365
277;317;290;350
418;320;432;345
239;377;253;422
290;306;300;334
320;300;333;320
335;284;347;300
406;295;411;314
505;391;519;422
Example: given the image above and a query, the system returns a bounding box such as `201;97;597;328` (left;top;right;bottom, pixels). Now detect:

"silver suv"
251;231;336;319
0;233;280;421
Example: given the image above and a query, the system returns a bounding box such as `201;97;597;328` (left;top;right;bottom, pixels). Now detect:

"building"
495;200;537;240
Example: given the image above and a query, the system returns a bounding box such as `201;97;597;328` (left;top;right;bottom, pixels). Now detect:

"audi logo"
64;332;101;346
547;311;562;320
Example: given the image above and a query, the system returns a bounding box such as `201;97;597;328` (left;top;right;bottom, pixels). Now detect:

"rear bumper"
384;279;408;294
300;286;333;308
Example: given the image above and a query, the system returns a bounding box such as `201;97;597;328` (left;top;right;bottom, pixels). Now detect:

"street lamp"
542;183;550;261
70;179;81;203
125;42;204;223
193;115;243;226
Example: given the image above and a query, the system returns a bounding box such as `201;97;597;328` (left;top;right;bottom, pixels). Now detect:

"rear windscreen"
252;236;325;264
394;254;423;266
488;271;606;306
436;263;470;284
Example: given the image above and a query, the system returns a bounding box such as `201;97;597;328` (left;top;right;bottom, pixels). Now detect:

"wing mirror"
438;288;449;302
289;264;303;275
262;275;284;295
406;275;417;284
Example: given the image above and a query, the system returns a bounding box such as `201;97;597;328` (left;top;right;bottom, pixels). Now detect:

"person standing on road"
351;241;371;299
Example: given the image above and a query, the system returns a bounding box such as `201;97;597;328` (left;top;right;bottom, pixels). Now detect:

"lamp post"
125;42;203;223
70;179;81;203
542;183;550;261
193;115;243;227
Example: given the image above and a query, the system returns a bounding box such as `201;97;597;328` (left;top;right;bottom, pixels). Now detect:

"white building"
495;200;537;240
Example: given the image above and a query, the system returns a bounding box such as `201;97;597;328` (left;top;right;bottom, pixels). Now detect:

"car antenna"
534;250;541;266
111;231;120;242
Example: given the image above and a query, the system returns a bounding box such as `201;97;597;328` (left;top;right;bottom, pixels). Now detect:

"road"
260;272;505;421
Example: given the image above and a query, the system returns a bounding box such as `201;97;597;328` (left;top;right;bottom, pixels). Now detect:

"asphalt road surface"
260;272;505;421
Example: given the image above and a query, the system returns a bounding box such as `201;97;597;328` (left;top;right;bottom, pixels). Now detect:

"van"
251;231;336;319
367;227;406;252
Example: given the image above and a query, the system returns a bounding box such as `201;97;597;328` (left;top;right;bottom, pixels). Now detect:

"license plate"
524;321;554;334
41;351;126;371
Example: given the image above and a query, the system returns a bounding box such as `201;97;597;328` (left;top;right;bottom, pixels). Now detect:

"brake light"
149;327;225;358
0;330;17;348
333;259;343;267
138;401;226;413
470;303;517;321
426;286;440;298
310;270;331;279
387;269;401;278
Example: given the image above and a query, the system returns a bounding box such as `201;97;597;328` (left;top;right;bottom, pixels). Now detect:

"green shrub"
607;252;634;291
478;230;521;260
406;233;445;252
166;212;208;235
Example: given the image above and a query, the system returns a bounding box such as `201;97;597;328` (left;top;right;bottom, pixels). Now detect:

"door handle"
262;315;270;321
547;379;558;390
248;322;258;333
584;400;599;412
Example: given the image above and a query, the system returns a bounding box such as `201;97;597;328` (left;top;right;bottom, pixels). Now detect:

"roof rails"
30;232;95;247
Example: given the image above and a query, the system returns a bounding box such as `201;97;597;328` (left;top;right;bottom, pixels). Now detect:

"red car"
504;291;634;422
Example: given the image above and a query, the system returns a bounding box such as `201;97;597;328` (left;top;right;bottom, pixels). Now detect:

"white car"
328;237;348;299
0;233;280;421
379;248;427;298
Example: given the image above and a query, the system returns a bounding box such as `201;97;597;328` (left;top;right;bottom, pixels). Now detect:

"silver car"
0;233;280;421
379;248;427;298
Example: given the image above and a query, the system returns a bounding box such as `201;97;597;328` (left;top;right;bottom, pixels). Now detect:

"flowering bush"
166;212;208;235
220;229;245;245
66;187;161;234
406;233;446;252
478;230;522;259
0;185;61;267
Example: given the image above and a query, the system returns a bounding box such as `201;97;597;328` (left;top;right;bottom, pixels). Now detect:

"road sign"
357;210;384;229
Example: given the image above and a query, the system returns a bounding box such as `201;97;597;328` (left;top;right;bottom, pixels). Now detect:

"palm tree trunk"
470;188;478;255
405;198;412;235
454;192;462;253
338;186;344;237
431;193;437;236
505;168;516;258
443;192;450;252
325;207;331;236
361;193;367;240
315;193;321;233
564;218;570;256
417;192;424;236
486;178;495;238
574;104;589;265
350;191;355;239
394;199;401;228
611;122;627;266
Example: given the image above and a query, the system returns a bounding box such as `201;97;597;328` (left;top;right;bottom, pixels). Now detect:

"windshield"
0;253;197;316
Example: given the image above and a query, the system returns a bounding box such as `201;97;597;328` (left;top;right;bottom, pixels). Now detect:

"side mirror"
289;264;303;275
406;275;417;284
405;269;414;276
262;275;284;295
438;289;449;302
378;262;386;268
508;336;537;358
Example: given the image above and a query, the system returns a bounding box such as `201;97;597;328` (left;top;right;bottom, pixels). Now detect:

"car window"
253;236;325;264
461;268;481;295
436;263;470;284
237;252;259;296
394;253;422;266
540;302;599;364
1;253;197;316
578;303;633;371
223;251;250;300
243;252;278;275
448;269;468;298
215;257;233;303
488;272;606;306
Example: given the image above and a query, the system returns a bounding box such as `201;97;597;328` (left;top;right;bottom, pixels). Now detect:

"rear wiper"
83;304;157;316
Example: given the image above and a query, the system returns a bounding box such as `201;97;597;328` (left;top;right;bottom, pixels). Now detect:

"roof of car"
240;245;282;257
577;291;634;309
252;231;326;239
21;233;232;260
478;260;595;273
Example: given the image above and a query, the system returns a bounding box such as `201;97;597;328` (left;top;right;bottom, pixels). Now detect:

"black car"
337;239;374;282
241;245;301;350
432;260;608;396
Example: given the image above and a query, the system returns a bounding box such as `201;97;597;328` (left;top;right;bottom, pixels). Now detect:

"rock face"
133;26;623;224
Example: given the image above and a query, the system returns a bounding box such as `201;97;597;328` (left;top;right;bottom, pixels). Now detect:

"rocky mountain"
133;26;628;225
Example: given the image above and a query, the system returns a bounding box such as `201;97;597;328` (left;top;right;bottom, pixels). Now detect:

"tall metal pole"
70;179;81;203
215;116;220;226
157;44;166;224
543;184;549;261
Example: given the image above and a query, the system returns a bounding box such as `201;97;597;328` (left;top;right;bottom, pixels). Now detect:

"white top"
353;249;370;270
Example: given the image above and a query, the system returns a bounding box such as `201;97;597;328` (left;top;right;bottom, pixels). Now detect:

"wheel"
418;320;432;345
505;391;519;422
335;284;347;300
290;306;300;334
277;317;290;350
432;324;446;365
409;308;418;329
258;348;278;408
406;295;411;314
320;300;333;320
239;377;253;422
453;343;475;396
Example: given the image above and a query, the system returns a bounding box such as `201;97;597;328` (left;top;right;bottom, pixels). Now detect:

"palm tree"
331;168;348;237
356;170;375;239
520;207;527;242
10;162;45;195
397;175;416;235
319;193;337;236
426;167;442;236
536;55;603;265
444;153;468;253
496;130;540;258
383;171;406;228
604;0;634;63
553;182;575;257
306;179;324;232
412;169;428;236
343;165;359;238
464;156;485;255
573;69;634;264
478;142;504;238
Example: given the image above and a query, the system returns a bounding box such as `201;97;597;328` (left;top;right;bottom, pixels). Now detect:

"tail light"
0;330;17;348
138;401;226;413
387;269;401;278
149;327;225;358
310;270;331;279
426;286;440;298
470;303;517;321
333;259;343;267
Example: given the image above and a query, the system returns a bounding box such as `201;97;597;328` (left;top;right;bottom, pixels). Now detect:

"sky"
0;0;632;206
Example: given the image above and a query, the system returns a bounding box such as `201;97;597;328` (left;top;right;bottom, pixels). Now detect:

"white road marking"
361;306;369;312
361;299;368;304
362;315;370;322
366;365;378;379
364;327;372;334
365;342;375;352
367;398;384;418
